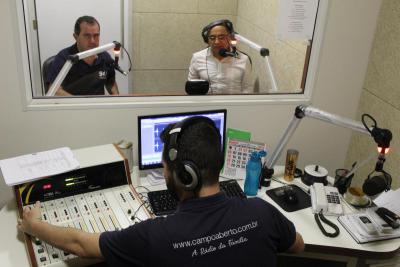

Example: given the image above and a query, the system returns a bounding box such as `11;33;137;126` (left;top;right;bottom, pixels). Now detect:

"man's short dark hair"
74;16;100;35
161;120;224;187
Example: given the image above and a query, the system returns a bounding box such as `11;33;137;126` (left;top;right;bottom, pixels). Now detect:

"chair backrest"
42;56;55;93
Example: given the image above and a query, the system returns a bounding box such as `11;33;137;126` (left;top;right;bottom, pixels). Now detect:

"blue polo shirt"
99;192;296;267
47;44;116;95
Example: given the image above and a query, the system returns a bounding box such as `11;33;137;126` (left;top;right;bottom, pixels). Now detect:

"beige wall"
345;0;400;190
236;0;307;93
132;0;309;94
0;0;381;210
132;0;237;94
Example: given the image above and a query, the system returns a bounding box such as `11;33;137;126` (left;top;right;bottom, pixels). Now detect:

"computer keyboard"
219;179;247;199
147;179;246;216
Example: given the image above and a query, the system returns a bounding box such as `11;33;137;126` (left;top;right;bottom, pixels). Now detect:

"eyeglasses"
208;34;229;42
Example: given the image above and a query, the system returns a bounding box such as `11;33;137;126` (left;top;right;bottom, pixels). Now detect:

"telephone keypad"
326;192;340;204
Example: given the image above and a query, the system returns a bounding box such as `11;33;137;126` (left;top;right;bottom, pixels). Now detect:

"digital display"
64;175;87;187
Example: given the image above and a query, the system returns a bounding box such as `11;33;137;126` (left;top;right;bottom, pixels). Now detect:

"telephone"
310;182;343;216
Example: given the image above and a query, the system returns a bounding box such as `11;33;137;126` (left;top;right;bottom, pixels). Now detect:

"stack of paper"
338;207;400;244
0;147;80;186
146;170;165;186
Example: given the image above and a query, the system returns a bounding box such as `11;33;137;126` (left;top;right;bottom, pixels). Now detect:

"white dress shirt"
188;48;253;94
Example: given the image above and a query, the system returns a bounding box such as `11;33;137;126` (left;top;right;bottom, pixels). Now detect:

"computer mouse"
283;186;298;204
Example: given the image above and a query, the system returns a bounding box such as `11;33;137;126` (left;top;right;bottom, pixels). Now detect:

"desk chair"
42;55;55;93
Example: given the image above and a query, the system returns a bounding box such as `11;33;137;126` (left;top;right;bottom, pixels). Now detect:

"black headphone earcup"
362;175;388;196
201;26;209;43
173;161;200;191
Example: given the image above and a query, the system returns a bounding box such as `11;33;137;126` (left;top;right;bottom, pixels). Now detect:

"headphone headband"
168;116;216;161
167;116;218;191
201;19;234;43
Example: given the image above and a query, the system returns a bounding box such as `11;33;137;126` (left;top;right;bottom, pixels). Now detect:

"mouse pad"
266;185;311;212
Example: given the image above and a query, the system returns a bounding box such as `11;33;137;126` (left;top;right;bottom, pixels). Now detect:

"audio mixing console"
14;144;150;267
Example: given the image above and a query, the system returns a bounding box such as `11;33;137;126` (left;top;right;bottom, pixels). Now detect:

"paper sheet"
0;147;80;186
277;0;319;40
146;170;166;186
374;189;400;216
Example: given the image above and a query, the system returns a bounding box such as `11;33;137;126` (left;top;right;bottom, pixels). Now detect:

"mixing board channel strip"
23;185;149;267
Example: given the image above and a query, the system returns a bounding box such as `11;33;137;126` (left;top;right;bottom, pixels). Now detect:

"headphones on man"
167;116;219;191
201;19;234;43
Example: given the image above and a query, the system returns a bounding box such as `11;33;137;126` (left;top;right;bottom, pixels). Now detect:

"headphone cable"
206;47;213;94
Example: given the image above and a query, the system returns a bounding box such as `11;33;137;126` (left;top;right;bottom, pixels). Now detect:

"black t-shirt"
99;192;296;267
47;44;115;95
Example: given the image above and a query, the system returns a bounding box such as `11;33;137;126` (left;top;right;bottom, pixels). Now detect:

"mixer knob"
34;237;41;245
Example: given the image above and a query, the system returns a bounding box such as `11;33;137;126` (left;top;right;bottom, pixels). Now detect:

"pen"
344;161;357;178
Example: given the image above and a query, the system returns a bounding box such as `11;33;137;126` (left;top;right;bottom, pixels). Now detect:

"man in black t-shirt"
17;117;304;266
46;15;119;96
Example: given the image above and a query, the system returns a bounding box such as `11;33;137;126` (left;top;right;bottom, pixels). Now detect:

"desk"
134;167;400;262
1;168;399;267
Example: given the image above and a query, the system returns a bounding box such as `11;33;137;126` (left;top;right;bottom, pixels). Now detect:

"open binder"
338;207;400;244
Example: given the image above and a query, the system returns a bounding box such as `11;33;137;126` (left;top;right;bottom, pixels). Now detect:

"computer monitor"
138;109;227;170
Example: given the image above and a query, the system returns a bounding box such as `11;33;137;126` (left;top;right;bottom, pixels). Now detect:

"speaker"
201;19;234;43
167;116;218;191
362;170;392;197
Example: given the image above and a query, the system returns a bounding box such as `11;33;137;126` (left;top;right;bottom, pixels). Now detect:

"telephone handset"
310;182;343;216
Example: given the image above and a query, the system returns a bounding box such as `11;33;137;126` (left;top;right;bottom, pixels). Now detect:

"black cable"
121;45;132;72
206;47;213;93
382;170;392;191
361;113;376;134
314;211;340;238
237;49;252;67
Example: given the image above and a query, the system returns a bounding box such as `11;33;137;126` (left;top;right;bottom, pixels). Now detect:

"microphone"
218;48;237;58
113;42;121;66
113;42;128;76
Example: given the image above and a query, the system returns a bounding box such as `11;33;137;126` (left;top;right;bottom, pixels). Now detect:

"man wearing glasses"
45;16;119;96
188;19;253;94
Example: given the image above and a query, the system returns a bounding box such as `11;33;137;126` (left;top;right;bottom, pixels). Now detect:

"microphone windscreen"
218;48;228;57
362;176;387;196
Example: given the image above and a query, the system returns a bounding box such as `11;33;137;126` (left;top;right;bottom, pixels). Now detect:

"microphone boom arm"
261;105;389;186
46;41;121;97
234;33;278;92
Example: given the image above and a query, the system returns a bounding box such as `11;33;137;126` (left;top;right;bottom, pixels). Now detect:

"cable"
237;49;252;67
271;177;287;185
121;45;132;72
131;201;147;223
206;47;213;93
361;113;376;135
135;185;151;192
314;211;340;238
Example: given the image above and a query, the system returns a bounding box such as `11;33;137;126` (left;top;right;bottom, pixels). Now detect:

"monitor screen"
138;109;227;170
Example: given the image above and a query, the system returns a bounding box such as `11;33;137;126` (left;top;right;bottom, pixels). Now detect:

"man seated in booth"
46;15;119;96
17;116;304;266
188;19;253;94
